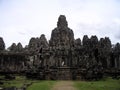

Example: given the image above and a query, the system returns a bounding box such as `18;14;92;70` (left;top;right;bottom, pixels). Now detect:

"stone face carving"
8;43;17;52
0;37;5;51
75;38;81;48
28;34;49;51
8;43;23;52
16;43;23;52
39;34;49;49
49;15;75;67
49;15;74;48
28;37;38;51
82;35;89;46
57;15;68;29
98;37;112;68
113;43;120;69
90;35;98;48
0;15;120;80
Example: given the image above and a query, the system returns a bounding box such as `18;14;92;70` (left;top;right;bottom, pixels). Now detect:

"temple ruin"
0;15;120;80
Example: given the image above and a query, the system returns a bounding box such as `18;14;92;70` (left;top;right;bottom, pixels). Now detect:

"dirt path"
52;81;76;90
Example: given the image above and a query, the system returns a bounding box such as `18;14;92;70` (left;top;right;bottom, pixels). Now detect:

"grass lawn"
74;78;120;90
0;75;56;89
27;80;56;90
0;76;33;88
1;76;120;90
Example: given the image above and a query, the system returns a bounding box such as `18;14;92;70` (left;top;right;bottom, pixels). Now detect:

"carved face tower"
57;15;68;29
49;15;75;67
49;15;74;48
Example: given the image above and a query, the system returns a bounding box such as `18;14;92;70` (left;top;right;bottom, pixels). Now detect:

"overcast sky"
0;0;120;48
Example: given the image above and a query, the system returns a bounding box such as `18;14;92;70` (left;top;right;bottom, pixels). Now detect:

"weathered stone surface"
8;43;17;52
98;37;112;68
82;35;90;46
57;15;68;29
16;43;23;52
0;15;120;80
75;38;81;48
90;35;98;48
28;34;48;51
113;43;120;69
39;34;49;49
28;37;38;50
0;37;5;51
49;15;74;48
8;42;23;52
49;15;75;68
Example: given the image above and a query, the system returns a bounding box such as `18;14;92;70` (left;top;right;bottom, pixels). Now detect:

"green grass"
0;75;56;89
1;76;120;90
27;81;56;90
0;76;33;88
74;78;120;90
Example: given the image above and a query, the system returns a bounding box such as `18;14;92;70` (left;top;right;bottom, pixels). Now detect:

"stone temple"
0;15;120;80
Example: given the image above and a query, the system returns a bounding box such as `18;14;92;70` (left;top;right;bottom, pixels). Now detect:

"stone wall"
0;15;120;80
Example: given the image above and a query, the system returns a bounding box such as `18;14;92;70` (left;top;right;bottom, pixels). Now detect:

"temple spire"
57;15;68;28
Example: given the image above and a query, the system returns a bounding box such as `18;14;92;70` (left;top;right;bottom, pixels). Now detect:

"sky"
0;0;120;48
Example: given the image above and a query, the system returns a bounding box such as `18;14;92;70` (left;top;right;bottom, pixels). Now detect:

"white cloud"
0;0;120;48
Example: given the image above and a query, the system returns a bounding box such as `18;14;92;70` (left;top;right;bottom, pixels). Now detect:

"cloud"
0;0;120;48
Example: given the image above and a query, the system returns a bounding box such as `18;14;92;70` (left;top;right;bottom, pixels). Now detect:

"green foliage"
0;76;32;88
1;76;120;90
74;78;120;90
27;81;56;90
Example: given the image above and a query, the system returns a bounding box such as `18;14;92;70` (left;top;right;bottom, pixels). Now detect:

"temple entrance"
56;66;72;80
